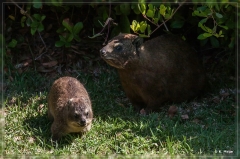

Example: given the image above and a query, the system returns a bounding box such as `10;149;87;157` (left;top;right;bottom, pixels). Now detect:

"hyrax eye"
86;112;89;117
74;114;79;119
115;45;122;51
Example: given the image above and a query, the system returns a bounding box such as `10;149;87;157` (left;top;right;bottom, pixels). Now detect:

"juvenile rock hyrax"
100;33;206;113
48;76;93;141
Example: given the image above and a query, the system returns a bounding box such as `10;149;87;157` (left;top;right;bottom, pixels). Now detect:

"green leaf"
62;18;73;33
41;15;46;21
8;39;18;48
210;36;219;48
147;24;152;36
66;34;74;42
164;14;171;19
197;6;207;12
74;35;81;42
218;25;228;30
197;34;208;40
102;11;108;20
55;41;65;47
198;18;208;25
32;14;42;21
181;36;186;41
159;4;166;16
205;8;212;15
50;0;63;6
148;4;154;10
8;15;15;20
26;18;32;27
198;23;212;33
73;22;83;35
65;42;71;47
56;26;65;34
31;28;37;35
37;23;44;32
130;21;140;32
146;10;154;18
203;33;212;38
21;16;26;27
170;20;184;28
219;30;222;35
59;35;66;42
192;10;207;17
139;21;147;33
30;21;39;28
130;20;138;32
120;4;130;15
138;3;146;15
205;26;213;33
131;4;140;14
215;12;223;18
153;18;159;24
214;4;220;11
33;0;42;9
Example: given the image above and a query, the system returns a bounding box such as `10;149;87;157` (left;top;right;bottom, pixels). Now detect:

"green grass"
3;63;237;158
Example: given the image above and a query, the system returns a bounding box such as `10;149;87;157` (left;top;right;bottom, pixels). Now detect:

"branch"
88;4;116;45
142;14;158;27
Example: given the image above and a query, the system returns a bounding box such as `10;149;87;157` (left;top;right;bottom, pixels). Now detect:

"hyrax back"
48;76;93;141
100;33;206;113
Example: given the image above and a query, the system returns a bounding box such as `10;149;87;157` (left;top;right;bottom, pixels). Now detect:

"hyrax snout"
100;33;206;113
48;76;93;141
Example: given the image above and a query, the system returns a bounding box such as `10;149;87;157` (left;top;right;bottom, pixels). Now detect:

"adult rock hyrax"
48;76;93;141
100;33;206;113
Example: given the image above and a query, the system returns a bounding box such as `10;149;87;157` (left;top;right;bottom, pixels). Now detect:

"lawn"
2;58;237;158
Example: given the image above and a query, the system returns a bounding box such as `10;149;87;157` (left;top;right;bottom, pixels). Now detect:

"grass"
2;61;237;158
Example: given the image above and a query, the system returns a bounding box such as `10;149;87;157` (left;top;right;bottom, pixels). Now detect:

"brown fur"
100;33;206;113
48;76;93;141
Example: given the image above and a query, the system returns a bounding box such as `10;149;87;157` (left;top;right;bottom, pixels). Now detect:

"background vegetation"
2;0;239;158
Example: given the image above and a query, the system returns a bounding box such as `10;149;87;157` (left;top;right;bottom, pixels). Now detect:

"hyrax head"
66;97;93;128
100;33;143;69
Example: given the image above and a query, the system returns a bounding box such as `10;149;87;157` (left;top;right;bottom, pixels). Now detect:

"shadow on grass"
23;113;87;149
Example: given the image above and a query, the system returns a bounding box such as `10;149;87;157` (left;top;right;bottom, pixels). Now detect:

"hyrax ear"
132;36;143;48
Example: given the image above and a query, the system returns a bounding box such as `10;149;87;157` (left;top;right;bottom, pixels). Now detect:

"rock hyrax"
100;33;206;113
48;76;93;141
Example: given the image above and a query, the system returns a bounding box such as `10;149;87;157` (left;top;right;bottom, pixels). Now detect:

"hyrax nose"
100;49;107;57
80;119;86;126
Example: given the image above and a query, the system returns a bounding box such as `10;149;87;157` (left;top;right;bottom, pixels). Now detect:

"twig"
34;45;51;60
142;14;158;27
150;2;185;36
105;4;112;45
88;4;115;45
161;19;169;32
